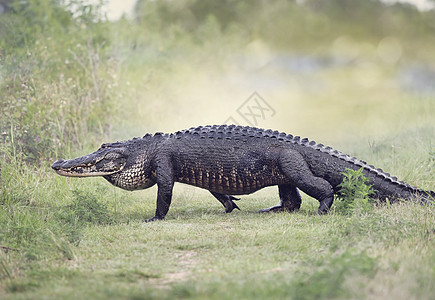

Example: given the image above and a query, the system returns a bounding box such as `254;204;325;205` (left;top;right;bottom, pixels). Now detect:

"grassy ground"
1;182;435;299
1;1;435;299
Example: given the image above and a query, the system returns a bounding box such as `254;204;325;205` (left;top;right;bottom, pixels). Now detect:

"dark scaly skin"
52;125;435;221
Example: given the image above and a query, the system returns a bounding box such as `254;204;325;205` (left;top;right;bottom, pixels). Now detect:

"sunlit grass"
2;1;435;299
2;183;435;299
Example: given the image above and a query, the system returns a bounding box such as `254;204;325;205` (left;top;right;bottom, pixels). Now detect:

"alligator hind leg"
210;191;241;213
278;149;334;215
259;184;302;213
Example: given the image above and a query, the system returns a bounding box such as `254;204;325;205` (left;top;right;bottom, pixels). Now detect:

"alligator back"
163;125;434;202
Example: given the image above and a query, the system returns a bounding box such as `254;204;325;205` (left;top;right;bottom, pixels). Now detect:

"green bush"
59;189;112;226
56;189;113;245
0;0;117;164
335;168;375;215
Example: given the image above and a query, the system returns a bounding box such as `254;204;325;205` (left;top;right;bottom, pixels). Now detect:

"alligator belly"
176;171;289;195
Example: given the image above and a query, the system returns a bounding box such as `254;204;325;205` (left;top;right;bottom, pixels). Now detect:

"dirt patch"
150;250;200;287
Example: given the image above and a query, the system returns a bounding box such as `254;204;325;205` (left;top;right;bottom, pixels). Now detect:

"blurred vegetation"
1;0;435;298
134;0;435;51
2;0;435;165
0;0;116;165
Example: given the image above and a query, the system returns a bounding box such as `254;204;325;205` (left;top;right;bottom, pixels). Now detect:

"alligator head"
52;146;127;177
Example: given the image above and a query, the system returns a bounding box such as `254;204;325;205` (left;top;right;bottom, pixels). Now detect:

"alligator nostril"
51;159;65;170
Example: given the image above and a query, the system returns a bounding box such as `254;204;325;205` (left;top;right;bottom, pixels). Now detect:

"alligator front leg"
210;191;241;213
145;157;174;222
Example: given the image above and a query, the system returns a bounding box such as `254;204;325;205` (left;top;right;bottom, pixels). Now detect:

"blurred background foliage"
0;0;115;164
1;0;435;165
135;0;435;48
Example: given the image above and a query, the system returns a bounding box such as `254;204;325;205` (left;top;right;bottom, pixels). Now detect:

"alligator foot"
318;196;334;215
144;215;164;222
210;191;241;213
258;205;286;213
224;197;241;213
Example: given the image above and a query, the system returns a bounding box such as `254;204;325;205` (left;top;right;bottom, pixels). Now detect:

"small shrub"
57;189;112;225
335;168;375;215
56;189;113;245
68;189;112;225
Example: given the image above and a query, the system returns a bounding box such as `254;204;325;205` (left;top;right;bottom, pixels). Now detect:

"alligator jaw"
51;158;124;177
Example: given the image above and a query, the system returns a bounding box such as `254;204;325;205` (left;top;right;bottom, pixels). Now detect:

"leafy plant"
68;189;113;225
56;189;113;245
335;168;375;215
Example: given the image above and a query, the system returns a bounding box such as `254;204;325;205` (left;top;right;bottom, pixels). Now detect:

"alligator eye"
105;152;124;160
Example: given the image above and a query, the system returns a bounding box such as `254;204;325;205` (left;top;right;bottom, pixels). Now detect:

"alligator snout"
51;159;65;170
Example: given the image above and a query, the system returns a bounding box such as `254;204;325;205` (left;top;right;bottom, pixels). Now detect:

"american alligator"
52;125;434;221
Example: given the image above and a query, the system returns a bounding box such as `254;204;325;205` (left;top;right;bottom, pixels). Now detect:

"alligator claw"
144;215;164;222
225;200;240;213
258;205;286;213
210;191;241;213
318;197;333;215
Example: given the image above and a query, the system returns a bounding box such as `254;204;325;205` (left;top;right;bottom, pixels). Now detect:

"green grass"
1;186;435;299
2;1;435;299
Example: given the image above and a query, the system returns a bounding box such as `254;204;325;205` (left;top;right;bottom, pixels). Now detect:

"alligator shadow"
116;205;319;223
